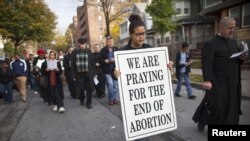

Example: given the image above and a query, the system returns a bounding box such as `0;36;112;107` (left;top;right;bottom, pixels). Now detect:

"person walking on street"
63;47;77;98
71;37;95;109
10;53;28;102
113;14;174;141
99;36;119;106
174;42;196;99
33;48;48;103
41;50;65;113
28;54;38;94
0;60;14;104
93;44;106;98
193;17;248;132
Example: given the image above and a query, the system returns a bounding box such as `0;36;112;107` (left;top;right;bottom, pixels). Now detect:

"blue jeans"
30;74;38;92
105;74;118;102
0;82;14;103
175;72;192;96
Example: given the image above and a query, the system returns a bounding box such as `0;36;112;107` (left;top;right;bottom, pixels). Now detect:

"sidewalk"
191;68;202;75
0;89;32;141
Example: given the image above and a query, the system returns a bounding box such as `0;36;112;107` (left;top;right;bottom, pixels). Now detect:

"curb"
172;79;203;90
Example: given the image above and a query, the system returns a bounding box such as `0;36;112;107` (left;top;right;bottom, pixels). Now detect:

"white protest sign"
114;47;177;141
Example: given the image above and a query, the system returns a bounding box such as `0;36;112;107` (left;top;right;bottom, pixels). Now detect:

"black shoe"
175;93;181;97
87;105;93;109
198;122;205;132
188;95;196;99
80;101;84;106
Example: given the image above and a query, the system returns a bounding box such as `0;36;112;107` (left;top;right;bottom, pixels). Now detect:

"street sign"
114;47;177;141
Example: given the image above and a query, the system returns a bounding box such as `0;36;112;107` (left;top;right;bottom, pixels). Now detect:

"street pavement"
8;89;125;141
0;84;250;141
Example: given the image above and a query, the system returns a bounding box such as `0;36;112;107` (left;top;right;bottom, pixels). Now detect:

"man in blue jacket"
175;42;196;99
10;53;28;102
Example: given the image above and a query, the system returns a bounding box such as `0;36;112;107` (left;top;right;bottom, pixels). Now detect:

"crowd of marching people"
0;15;247;137
0;35;121;114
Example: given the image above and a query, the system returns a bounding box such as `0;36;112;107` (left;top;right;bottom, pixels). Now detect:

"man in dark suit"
71;37;95;109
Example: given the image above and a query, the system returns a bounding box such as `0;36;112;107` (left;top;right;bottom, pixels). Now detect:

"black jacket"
71;47;95;91
0;67;13;84
98;46;119;74
40;60;63;86
121;41;152;50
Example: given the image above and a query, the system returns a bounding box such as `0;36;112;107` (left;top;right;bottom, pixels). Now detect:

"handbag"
40;75;48;88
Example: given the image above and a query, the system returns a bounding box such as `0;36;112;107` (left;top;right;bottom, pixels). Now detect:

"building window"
175;2;181;14
205;0;222;8
165;37;170;43
157;39;161;45
184;1;189;14
175;35;180;42
242;3;250;27
175;0;190;16
229;7;240;28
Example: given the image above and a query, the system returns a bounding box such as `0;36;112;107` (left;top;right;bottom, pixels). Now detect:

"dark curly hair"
128;14;145;34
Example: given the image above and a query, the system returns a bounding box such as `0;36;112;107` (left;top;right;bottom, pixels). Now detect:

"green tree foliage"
146;0;178;44
4;41;14;57
65;24;75;48
0;0;57;51
51;34;68;52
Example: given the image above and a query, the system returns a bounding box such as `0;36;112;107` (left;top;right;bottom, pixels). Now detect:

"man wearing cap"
175;42;196;99
33;48;48;103
71;37;95;109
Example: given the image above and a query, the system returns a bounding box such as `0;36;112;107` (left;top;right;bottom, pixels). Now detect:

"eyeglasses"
134;32;145;38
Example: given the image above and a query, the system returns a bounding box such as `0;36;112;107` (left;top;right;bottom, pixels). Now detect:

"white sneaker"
34;91;38;94
59;107;65;113
53;105;58;111
23;98;27;102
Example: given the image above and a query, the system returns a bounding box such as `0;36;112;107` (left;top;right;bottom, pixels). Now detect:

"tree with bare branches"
79;0;130;37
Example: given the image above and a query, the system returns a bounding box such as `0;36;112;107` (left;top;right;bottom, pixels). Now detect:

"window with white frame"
157;39;161;45
243;3;250;27
229;7;240;28
205;0;222;8
184;1;190;14
175;0;190;16
165;37;170;43
175;2;181;14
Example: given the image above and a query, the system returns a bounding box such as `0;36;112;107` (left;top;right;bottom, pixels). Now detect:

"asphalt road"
1;84;249;141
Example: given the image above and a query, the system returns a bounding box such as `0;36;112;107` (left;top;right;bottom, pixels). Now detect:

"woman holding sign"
114;14;173;141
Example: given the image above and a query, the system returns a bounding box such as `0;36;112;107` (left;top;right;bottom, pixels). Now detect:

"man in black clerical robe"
193;17;248;131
